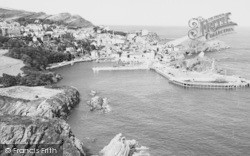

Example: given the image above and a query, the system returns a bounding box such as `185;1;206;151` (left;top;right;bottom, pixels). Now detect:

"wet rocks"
87;90;111;113
90;90;97;96
99;133;149;156
52;73;63;83
87;96;111;113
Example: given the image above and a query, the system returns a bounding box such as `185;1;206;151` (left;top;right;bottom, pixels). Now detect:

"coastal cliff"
0;85;87;156
0;86;149;156
0;115;85;156
0;86;79;119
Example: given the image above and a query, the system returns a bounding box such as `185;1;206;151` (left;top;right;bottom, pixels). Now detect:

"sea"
54;26;250;156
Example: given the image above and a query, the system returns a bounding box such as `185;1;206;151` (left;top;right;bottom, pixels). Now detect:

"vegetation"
0;39;71;87
0;18;95;87
61;32;75;40
0;74;18;87
16;17;65;27
0;71;62;87
93;26;127;36
16;18;37;26
5;46;74;69
0;36;28;49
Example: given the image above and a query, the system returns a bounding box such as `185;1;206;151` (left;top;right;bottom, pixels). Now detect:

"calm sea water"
55;26;250;156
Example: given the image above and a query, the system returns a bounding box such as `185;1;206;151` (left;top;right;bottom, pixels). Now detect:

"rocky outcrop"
87;96;111;113
0;85;148;156
100;133;149;156
0;86;80;119
0;115;86;156
89;90;97;96
0;85;90;155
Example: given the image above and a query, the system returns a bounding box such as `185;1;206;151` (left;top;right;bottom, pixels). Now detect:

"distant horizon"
1;0;250;26
1;5;250;28
108;25;250;28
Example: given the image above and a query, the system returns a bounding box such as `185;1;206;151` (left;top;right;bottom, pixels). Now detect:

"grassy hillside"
0;7;93;28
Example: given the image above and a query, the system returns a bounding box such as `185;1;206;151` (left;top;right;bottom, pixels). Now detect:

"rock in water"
88;96;103;110
102;97;111;113
99;133;150;156
88;96;111;113
90;90;97;96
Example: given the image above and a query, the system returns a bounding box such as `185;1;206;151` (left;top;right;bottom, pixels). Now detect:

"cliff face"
0;85;86;156
0;8;93;28
0;86;80;119
0;115;85;156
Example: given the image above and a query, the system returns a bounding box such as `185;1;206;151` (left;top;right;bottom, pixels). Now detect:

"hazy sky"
1;0;250;26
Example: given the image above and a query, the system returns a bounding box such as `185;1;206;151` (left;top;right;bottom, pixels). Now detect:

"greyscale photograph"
0;0;249;156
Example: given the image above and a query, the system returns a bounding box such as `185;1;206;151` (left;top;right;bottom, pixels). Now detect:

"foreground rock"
87;96;111;113
0;115;86;156
99;133;149;156
0;85;79;119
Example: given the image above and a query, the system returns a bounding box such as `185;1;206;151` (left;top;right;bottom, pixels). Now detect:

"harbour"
54;61;250;155
0;1;250;155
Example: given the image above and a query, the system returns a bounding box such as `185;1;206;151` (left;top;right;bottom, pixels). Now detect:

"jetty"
92;63;250;89
151;67;250;89
169;79;249;89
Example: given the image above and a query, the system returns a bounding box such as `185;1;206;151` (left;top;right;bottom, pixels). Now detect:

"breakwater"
151;67;250;89
55;61;250;156
91;64;250;89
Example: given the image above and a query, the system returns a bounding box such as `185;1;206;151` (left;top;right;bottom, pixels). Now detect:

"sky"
1;0;250;26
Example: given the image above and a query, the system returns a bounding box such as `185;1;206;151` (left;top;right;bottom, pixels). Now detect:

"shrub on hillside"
19;71;61;86
0;36;10;44
0;71;62;87
0;73;17;87
6;46;74;70
61;32;75;40
6;47;49;70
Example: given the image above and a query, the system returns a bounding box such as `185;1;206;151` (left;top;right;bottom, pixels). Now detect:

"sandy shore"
0;49;24;76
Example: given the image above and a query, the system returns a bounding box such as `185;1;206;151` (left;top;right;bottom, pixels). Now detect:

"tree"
0;36;10;43
61;32;75;40
1;73;17;87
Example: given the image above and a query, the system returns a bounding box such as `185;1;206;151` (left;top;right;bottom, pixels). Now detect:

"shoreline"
46;57;115;70
89;62;250;89
0;85;149;155
92;64;149;71
151;66;250;89
46;57;94;70
0;16;249;155
0;85;86;155
0;85;80;118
